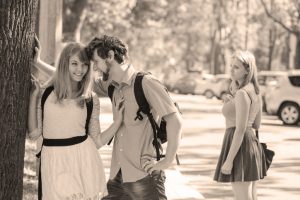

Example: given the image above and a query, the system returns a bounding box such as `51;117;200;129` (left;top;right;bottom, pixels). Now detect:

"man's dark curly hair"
85;35;128;64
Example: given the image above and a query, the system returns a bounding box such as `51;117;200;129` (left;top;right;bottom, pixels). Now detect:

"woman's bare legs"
252;181;257;200
232;181;253;200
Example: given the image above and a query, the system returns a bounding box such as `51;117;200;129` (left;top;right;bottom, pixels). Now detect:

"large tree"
0;0;38;199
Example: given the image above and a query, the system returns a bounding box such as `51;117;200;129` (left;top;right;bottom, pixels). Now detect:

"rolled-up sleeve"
142;75;178;117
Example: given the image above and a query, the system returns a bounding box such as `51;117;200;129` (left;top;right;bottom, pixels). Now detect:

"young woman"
214;50;267;200
28;42;124;200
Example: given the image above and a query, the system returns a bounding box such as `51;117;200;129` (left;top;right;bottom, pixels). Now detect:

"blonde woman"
214;50;267;200
28;42;124;199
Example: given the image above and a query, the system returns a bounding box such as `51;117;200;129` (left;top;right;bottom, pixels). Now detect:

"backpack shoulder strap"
40;86;54;139
85;97;93;135
134;72;151;120
107;84;115;102
41;86;54;120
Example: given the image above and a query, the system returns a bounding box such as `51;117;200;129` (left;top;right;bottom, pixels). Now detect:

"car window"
289;76;300;87
258;74;283;85
265;76;280;84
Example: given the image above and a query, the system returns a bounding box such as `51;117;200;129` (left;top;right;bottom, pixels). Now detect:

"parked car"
172;73;214;95
258;71;286;110
264;70;300;125
194;74;231;100
211;74;231;100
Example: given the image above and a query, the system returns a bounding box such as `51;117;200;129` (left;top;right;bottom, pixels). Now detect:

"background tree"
59;0;296;75
0;0;39;199
260;0;300;69
63;0;88;42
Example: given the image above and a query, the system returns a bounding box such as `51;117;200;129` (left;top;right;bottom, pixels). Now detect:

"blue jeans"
102;170;167;200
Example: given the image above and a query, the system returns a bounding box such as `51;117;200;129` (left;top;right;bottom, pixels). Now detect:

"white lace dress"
30;92;106;200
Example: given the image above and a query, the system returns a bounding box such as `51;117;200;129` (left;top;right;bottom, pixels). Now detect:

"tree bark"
0;0;38;199
267;28;276;70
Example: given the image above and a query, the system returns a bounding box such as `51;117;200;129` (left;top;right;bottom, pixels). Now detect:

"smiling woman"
51;42;93;102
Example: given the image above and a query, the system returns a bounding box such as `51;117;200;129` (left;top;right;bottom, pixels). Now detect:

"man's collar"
111;64;136;89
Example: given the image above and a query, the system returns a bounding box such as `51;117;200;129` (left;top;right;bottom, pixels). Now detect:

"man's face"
92;50;109;81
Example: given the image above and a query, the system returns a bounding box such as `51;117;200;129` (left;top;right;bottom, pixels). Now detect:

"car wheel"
204;90;214;99
279;103;300;125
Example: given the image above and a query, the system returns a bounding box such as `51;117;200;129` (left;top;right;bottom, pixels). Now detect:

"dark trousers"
102;170;167;200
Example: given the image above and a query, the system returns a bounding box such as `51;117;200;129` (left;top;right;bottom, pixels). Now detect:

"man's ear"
107;50;115;62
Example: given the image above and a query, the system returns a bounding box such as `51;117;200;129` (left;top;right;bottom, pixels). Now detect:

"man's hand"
141;155;171;175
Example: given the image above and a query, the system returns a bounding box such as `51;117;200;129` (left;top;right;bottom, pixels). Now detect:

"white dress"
30;92;106;200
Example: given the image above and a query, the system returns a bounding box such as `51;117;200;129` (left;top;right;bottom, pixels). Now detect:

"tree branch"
260;0;297;34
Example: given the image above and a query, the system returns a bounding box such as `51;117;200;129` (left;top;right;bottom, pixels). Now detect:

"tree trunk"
0;0;38;199
294;34;300;69
267;28;276;70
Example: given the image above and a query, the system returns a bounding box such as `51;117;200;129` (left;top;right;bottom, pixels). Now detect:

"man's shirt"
94;65;178;182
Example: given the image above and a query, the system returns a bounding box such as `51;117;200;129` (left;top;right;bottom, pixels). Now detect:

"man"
34;35;183;200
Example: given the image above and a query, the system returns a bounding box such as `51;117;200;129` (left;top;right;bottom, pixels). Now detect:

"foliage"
61;0;300;76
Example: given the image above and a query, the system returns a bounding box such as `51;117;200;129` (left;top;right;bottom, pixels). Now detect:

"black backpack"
107;72;181;163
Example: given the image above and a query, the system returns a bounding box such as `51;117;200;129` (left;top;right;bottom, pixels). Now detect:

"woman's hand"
114;97;125;124
33;35;42;64
30;74;42;98
221;159;233;175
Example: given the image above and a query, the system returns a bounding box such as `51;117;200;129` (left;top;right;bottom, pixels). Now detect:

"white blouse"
29;92;103;148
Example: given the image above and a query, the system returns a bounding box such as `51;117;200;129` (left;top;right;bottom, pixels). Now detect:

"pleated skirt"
41;136;106;200
214;127;267;182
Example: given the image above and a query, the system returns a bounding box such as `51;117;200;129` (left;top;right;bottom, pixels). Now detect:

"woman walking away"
214;50;267;200
28;42;124;200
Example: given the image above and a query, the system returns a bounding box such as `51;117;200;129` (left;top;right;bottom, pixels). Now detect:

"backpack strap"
108;84;115;101
41;86;54;122
85;97;93;135
134;72;151;120
134;72;162;161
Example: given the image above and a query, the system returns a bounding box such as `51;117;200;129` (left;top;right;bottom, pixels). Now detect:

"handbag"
256;130;275;170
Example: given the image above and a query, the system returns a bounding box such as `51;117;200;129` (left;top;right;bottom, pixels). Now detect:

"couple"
28;35;183;200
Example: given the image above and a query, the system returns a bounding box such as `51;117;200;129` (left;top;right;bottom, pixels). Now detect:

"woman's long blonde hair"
48;42;93;106
230;50;260;95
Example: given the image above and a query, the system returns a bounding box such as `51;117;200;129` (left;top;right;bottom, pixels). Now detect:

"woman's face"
68;54;89;83
230;58;248;82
